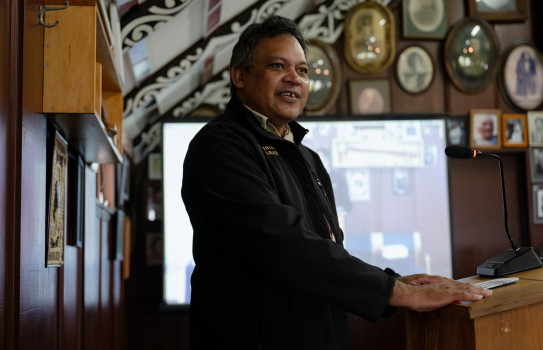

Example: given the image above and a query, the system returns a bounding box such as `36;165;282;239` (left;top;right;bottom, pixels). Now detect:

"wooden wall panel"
0;0;10;346
63;243;83;350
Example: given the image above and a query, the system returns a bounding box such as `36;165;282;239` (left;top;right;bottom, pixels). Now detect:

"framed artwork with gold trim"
343;1;395;74
402;0;448;39
502;113;527;147
46;129;68;267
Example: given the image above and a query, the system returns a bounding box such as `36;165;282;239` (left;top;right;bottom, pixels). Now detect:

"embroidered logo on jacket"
262;145;278;156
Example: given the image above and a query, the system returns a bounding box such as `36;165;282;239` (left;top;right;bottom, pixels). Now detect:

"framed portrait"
469;109;501;149
500;40;543;111
446;116;468;146
532;148;543;182
533;184;543;224
144;180;162;222
46;130;68;267
528;111;543;146
343;1;395;74
468;0;526;22
348;79;391;115
502;113;527;147
402;0;448;39
395;45;434;94
148;153;162;180
146;232;164;266
305;39;342;115
444;18;500;93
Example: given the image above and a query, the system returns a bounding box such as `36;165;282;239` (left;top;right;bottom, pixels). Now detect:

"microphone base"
477;247;543;277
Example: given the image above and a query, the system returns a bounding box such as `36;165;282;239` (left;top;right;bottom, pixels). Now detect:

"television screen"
162;117;453;306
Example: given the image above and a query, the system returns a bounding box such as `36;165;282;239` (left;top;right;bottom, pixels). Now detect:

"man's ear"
230;67;245;89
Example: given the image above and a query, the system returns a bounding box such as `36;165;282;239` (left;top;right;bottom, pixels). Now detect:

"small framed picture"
468;0;526;22
530;148;543;182
533;184;543;224
343;1;395;74
402;0;448;39
446;116;468;146
144;180;163;222
528;111;543;146
444;18;500;93
469;109;501;149
502;113;527;147
395;45;434;94
500;40;543;112
148;153;162;180
348;79;391;115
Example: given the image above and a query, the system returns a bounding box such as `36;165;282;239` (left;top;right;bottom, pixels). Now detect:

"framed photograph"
395;45;434;94
148;153;162;180
46;130;68;267
469;109;501;149
144;180;162;222
343;1;395;74
528;111;543;146
446;116;468;146
146;232;164;266
502;113;527;147
348;79;391;115
532;184;543;224
444;18;500;93
305;39;342;115
500;40;543;111
402;0;448;39
468;0;526;22
532;149;543;181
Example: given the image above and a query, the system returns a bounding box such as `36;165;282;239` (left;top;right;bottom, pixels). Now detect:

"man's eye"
298;67;308;74
271;63;283;69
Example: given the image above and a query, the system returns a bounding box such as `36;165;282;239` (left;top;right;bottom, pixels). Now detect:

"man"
475;114;497;145
182;16;491;349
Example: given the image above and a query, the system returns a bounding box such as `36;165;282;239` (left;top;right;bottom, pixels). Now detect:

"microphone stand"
476;152;543;277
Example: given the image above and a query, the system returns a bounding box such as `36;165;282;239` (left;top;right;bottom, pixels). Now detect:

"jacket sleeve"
182;122;396;322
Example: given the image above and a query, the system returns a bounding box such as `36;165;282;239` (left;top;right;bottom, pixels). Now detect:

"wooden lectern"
405;267;543;350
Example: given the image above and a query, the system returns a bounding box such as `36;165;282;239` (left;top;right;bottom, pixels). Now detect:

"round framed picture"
305;39;342;115
395;45;434;94
444;18;500;93
500;39;543;111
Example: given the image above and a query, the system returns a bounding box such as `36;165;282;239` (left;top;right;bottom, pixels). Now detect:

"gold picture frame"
469;109;501;150
348;79;391;115
502;113;527;147
343;1;395;74
468;0;526;22
46;130;68;267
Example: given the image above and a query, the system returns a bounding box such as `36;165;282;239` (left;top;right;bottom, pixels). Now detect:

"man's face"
480;116;494;140
231;34;309;126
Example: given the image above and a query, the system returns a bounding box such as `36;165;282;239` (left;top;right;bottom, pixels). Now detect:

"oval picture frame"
395;45;434;94
305;39;342;115
343;1;395;74
500;39;543;111
444;18;500;93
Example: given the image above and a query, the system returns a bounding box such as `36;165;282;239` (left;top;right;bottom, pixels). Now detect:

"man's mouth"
278;91;299;99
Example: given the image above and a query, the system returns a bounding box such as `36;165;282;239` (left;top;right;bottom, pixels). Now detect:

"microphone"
445;145;543;277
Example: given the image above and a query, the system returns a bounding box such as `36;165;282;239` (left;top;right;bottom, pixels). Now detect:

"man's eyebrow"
267;56;308;66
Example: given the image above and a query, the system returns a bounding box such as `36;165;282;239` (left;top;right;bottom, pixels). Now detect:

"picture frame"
446;116;468;146
348;79;391;115
144;180;163;222
402;0;448;39
444;18;500;93
305;39;342;115
532;149;543;182
468;0;526;22
46;130;68;267
395;45;434;94
469;109;501;149
148;153;162;180
532;184;543;224
502;113;527;147
528;111;543;146
343;1;395;74
500;40;543;111
146;232;164;266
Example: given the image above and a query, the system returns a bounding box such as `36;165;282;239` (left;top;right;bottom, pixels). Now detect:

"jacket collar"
224;96;309;145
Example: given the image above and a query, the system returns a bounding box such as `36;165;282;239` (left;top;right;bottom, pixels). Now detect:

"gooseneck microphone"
445;145;542;277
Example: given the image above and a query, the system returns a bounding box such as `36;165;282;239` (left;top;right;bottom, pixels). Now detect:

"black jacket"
181;97;397;350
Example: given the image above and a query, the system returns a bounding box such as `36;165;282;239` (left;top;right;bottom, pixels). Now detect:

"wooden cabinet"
43;1;124;163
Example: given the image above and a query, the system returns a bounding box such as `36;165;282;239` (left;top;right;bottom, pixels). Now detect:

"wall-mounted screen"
162;117;453;306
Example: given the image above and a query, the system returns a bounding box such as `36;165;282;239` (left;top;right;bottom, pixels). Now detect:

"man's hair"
229;16;308;95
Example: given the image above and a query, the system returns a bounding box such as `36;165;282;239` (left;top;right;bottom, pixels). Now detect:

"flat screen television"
162;116;453;306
